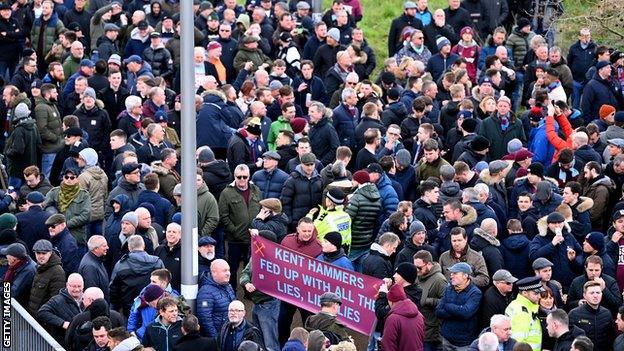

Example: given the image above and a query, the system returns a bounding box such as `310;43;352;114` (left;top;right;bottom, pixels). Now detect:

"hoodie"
501;233;532;279
381;299;425;351
470;228;503;276
112;336;142;351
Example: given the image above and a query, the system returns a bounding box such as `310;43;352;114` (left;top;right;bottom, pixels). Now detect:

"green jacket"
31;13;64;56
239;261;274;304
478;112;526;160
78;166;109;221
62;55;81;81
416;262;447;343
505;294;542;351
267;116;293;150
218;183;261;243
506;27;535;70
34;96;63;153
345;183;381;249
197;183;219;236
45;187;92;245
416;156;450;183
27;253;65;316
233;46;271;74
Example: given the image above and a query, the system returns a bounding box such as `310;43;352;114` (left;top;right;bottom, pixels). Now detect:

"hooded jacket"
529;220;583;288
415;262;447;343
501;233;532;279
345;183;382;249
109;251;164;314
435;204;478;255
470;228;503;276
197;90;234;150
34;96;63;154
381;299;425;351
281;166;323;228
106;178;146;218
200;160;232;200
582;175;616;231
45;187;92;246
79;165;109;221
363;243;393;279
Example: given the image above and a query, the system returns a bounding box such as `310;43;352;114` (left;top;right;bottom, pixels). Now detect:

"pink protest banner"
251;235;383;336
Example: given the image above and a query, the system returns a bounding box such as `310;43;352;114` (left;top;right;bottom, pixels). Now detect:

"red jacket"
280;232;322;258
545;113;573;163
381;299;425;351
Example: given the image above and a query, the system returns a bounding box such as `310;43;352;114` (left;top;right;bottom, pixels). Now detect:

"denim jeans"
348;247;369;273
41;153;57;179
253;298;280;351
367;331;381;351
572;80;584;110
424;341;442;351
512;71;525;113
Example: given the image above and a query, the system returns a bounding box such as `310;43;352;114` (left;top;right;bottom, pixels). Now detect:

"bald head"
250;101;265;115
67;273;84;300
83;287;104;308
481;218;498;237
210;259;231;285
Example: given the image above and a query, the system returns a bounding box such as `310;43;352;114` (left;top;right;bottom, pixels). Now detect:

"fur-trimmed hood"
574;196;594;213
472;228;500;246
202;89;227;102
355;81;383;98
537;216;572;236
458;204;478;227
479;161;513;185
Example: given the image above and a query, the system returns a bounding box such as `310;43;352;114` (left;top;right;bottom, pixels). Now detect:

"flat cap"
122;162;141;175
32;239;54;252
492;269;518;283
1;243;27;258
45;214;66;226
448;262;472;275
300;153;316;165
263;151;281;160
532;257;554;270
259;198;282;213
198;236;217;246
319;292;342;305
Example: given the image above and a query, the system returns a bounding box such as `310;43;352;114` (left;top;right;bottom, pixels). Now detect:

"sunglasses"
47;224;57;229
236;175;249;180
345;81;357;86
64;175;77;180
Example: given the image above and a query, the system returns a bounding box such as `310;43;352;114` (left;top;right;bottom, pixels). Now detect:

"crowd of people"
0;0;623;350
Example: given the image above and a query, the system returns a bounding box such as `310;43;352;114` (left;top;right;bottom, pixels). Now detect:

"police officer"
307;187;352;252
505;276;544;351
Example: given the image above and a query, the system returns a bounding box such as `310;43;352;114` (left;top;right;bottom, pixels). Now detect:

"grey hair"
341;87;356;102
125;95;142;112
549;46;561;55
474;183;490;196
146;123;160;138
615;154;624;167
478;332;499;351
378;232;400;245
331;160;347;178
87;235;107;251
490;314;511;328
84;287;104;300
234;164;250;175
462;187;479;202
309;101;325;114
481;218;498;235
127;235;145;251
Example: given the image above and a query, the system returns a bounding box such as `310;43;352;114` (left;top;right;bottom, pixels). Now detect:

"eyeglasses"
219;29;231;32
236;175;249;180
64;175;77;180
345;81;357;86
228;309;245;312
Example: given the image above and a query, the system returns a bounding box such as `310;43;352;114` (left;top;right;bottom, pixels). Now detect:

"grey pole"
180;0;199;313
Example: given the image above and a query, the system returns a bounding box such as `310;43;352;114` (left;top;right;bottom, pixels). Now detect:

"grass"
322;0;620;79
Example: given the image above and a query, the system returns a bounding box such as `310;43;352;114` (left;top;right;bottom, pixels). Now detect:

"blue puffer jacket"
532;192;563;219
435;282;482;347
127;284;180;341
196;91;235;149
376;173;399;226
317;250;354;271
196;271;236;337
332;103;359;150
251;168;289;199
500;233;532;279
529;221;583;288
528;119;556;168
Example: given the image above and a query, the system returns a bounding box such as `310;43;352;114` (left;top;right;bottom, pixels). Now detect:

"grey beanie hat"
121;212;139;227
14;102;30;119
395;149;411;168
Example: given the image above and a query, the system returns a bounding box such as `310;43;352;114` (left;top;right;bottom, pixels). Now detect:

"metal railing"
2;298;65;351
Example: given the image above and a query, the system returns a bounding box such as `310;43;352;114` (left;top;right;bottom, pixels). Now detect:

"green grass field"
324;0;616;78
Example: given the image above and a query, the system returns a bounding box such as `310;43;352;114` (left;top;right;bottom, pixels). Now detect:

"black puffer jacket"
109;251;164;315
142;44;174;79
345;183;382;249
363;243;394;279
280;167;323;228
65;298;126;351
4;115;40;178
309;117;340;166
28;253;66;316
201;160;233;200
568;303;614;351
37;288;83;345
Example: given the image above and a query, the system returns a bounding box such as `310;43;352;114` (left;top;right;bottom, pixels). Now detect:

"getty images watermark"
2;282;10;348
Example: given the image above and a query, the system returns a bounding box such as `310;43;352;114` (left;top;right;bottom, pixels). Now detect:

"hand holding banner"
251;235;382;335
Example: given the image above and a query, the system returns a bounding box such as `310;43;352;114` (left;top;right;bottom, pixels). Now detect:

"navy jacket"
332;103;359;150
566;40;597;82
197;92;234;149
15;205;51;252
136;190;173;227
50;228;81;275
425;53;460;81
197;272;236;337
436;282;482;347
580;73;619;123
309;117;340;166
529;224;583;289
252;168;289;199
500;233;532;279
78;251;110;301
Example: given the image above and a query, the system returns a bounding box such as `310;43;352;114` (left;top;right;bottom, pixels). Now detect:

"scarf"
499;112;510;131
410;43;424;54
4;258;26;283
323;248;346;263
59;183;80;213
